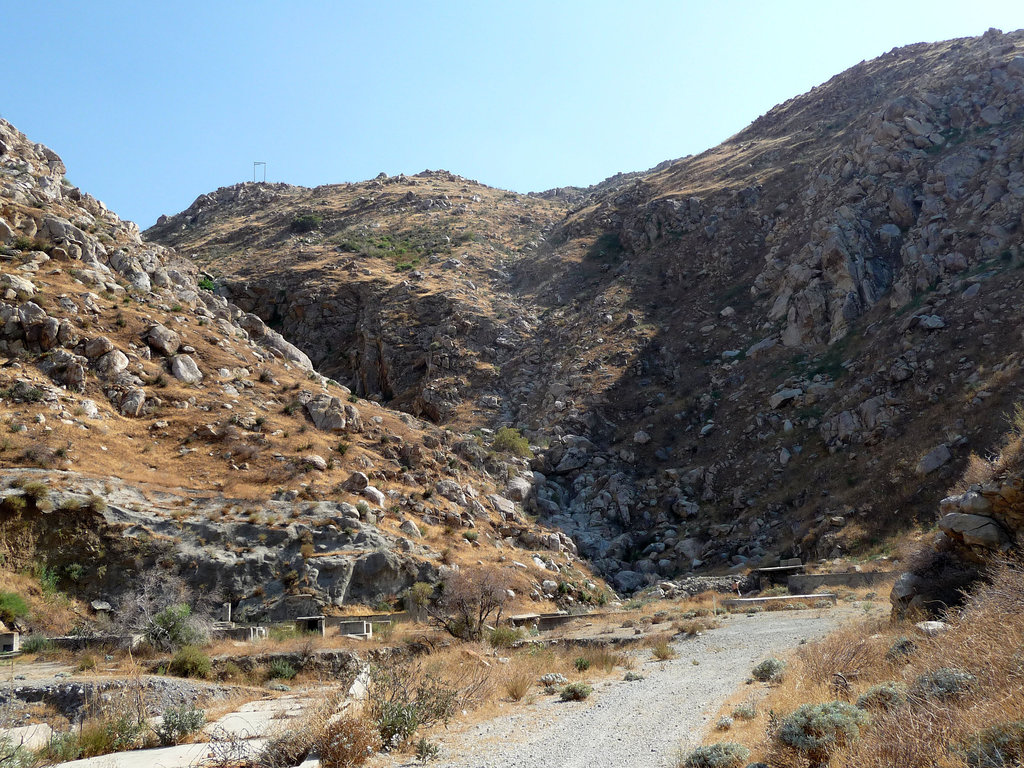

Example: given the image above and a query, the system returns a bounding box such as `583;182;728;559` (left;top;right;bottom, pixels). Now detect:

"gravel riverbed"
429;609;843;768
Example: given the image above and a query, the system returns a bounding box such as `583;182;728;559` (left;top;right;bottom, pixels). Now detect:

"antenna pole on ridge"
253;161;266;183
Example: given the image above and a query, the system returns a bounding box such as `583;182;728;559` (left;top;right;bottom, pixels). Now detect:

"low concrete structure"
788;571;895;593
295;615;326;636
508;612;589;632
1;631;19;653
337;620;372;638
210;625;268;642
722;593;837;609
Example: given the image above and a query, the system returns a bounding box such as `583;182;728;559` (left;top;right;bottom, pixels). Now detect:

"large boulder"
305;394;347;432
938;513;1010;551
146;324;181;356
170;354;203;384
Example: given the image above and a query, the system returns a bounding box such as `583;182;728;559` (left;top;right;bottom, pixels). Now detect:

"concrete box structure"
1;631;19;653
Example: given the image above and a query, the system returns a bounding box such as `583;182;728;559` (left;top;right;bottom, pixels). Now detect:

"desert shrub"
624;671;645;682
77;654;97;672
0;591;29;624
155;704;206;745
856;681;906;712
268;659;298;680
491;427;532;458
652;639;676;660
964;719;1024;768
504;670;533;701
679;742;750;768
198;277;216;291
574;656;591;672
367;662;457;749
581;646;624;672
716;715;734;730
290;213;323;233
886;635;916;662
314;714;381;768
168;645;211;679
910;666;977;700
752;657;786;682
731;703;757;720
560;682;592;701
776;700;870;763
488;625;521;649
414;737;440;763
0;736;34;768
15;479;49;503
20;636;53;654
146;604;209;651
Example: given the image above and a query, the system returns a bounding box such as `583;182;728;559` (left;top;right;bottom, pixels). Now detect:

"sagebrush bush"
910;666;977;701
315;715;381;768
268;659;298;680
731;703;757;720
679;742;750;768
168;645;211;679
752;657;786;682
491;427;532;457
776;701;870;763
155;704;206;745
146;604;209;651
488;625;521;649
574;656;591;672
964;719;1024;768
560;682;592;701
856;682;906;712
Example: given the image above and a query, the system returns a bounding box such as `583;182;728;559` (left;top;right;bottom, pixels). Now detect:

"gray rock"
342;472;369;492
362;486;386;506
769;388;802;409
305;394;348;432
1;274;36;299
94;349;129;378
613;570;646;593
119;388;146;417
146;323;181;356
170;354;203;384
506;476;532;501
939;512;1009;549
399;520;421;538
303;454;328;471
916;444;951;475
633;430;651;445
83;336;115;358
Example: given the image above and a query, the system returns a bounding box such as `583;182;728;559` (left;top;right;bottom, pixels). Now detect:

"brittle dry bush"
366;660;458;749
679;742;749;768
316;715;381;768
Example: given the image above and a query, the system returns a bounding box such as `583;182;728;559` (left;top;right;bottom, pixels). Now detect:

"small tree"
114;571;218;651
427;567;513;640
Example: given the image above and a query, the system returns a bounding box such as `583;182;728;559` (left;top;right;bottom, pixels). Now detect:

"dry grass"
704;559;1024;767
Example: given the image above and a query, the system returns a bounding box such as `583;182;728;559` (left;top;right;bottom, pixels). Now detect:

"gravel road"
431;609;842;768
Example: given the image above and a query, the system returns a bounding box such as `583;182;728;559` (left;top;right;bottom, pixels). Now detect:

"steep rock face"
0;118;606;619
147;30;1024;591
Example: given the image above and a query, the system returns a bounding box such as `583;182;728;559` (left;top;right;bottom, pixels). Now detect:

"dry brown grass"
704;559;1024;767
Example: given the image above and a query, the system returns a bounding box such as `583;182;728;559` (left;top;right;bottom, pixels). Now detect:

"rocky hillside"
145;29;1024;594
0;117;603;627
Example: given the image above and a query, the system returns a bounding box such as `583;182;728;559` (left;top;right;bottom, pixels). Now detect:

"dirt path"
416;610;843;768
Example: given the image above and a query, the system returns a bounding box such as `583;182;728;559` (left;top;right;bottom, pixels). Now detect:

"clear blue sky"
4;1;1023;228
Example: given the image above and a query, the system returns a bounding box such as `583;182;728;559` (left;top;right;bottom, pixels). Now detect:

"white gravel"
432;610;842;768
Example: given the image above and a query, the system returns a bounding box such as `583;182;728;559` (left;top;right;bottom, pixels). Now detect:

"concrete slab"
2;722;52;750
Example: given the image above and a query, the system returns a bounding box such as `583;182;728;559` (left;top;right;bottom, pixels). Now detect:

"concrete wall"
788;571;895;593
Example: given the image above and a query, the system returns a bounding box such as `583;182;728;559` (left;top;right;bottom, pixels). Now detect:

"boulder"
938;512;1009;549
119;388;146;417
305;394;347;433
399;520;421;538
505;476;532;502
769;388;802;409
0;274;36;300
146;324;181;356
83;336;115;358
342;472;369;492
303;454;328;471
94;349;129;378
362;486;386;506
916;444;951;475
170;354;203;384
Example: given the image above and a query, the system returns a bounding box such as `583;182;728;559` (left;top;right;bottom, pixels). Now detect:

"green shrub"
414;736;440;763
911;667;977;701
168;645;211;679
17;480;49;503
856;682;906;712
560;682;592;701
146;604;208;651
290;213;323;233
0;736;34;768
0;591;29;624
155;704;206;745
367;663;457;750
776;701;870;763
679;742;750;768
964;719;1024;767
197;277;216;291
492;427;533;458
574;656;591;672
20;636;53;654
752;657;786;682
487;625;521;649
268;658;298;680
